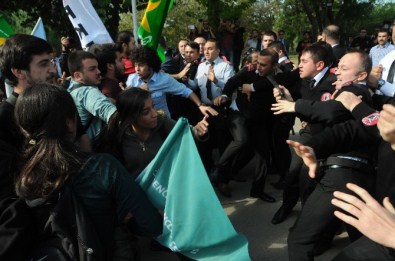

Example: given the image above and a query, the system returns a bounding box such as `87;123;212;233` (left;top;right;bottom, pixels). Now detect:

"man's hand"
271;100;296;114
193;116;209;136
242;84;252;101
140;83;149;91
207;64;217;83
213;96;227;106
332;183;395;248
176;63;191;80
378;104;395;150
199;105;218;117
286;140;317;178
367;65;383;89
335;91;362;111
273;85;293;102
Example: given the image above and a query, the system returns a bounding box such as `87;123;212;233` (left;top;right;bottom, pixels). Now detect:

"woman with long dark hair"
14;83;162;259
97;87;209;178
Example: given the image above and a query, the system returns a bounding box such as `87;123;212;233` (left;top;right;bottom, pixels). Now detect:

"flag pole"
131;0;138;45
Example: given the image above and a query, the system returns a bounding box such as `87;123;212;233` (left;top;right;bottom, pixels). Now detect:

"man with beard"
89;43;125;103
67;51;117;139
116;31;136;81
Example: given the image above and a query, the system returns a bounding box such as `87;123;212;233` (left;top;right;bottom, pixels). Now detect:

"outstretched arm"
332;183;395;249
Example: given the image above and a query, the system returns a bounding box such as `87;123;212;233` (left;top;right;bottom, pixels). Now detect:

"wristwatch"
377;79;385;90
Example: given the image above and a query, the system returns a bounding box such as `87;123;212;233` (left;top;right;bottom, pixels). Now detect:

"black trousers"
247;119;271;195
333;236;395;261
287;167;375;261
217;109;249;184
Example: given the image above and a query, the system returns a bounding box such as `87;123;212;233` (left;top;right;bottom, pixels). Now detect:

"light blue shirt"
190;56;234;105
68;80;117;139
126;71;193;117
369;42;395;67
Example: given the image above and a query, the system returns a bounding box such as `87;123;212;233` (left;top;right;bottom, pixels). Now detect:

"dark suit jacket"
223;68;298;120
332;44;347;63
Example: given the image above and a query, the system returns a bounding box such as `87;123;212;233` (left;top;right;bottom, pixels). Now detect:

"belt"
321;156;375;174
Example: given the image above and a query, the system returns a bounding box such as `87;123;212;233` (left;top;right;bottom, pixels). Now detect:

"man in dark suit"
212;49;298;201
322;24;347;66
270;43;337;225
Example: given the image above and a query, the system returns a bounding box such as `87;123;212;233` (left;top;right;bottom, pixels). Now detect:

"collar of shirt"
278;56;287;64
312;66;329;87
138;72;158;85
377;42;392;49
331;44;339;48
205;56;221;65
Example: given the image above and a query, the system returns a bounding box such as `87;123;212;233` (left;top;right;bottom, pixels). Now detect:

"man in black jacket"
212;48;297;200
273;50;377;260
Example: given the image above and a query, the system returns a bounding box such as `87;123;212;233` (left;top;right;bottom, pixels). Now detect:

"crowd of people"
1;17;395;261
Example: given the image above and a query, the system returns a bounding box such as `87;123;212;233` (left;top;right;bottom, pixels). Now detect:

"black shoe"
250;192;275;203
271;206;292;224
217;183;232;197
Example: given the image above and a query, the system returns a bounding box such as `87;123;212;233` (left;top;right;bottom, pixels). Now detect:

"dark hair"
241;47;259;66
116;31;134;45
15;83;86;199
89;43;121;76
323;25;340;41
0;34;52;86
186;41;200;52
131;47;161;72
262;30;278;40
96;88;151;161
67;50;97;76
302;42;334;67
346;50;372;76
268;41;287;54
259;48;279;65
206;38;220;50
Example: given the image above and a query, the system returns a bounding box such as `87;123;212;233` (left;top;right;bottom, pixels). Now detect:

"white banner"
62;0;113;49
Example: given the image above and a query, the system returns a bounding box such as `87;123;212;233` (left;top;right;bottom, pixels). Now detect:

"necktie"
206;62;214;100
307;79;316;89
387;60;395;84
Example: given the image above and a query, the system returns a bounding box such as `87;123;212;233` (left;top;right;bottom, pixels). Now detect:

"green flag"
138;0;173;61
137;118;251;261
0;14;14;45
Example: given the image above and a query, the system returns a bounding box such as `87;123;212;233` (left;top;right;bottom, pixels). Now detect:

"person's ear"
73;71;83;82
316;61;325;71
357;71;368;82
11;68;27;80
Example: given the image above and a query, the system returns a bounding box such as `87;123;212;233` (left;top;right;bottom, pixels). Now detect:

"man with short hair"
350;27;372;53
0;34;56;199
369;28;395;66
322;24;347;65
268;41;294;73
126;47;217;119
273;50;376;260
261;30;277;50
89;43;125;103
194;36;207;62
67;51;117;139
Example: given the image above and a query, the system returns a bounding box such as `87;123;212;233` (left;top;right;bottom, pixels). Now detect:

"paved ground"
139;121;350;260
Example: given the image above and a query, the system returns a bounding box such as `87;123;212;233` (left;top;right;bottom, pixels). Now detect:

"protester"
67;50;117;139
14;83;163;260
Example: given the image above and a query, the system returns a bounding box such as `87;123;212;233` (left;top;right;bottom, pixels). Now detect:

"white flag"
31;17;46;40
62;0;113;49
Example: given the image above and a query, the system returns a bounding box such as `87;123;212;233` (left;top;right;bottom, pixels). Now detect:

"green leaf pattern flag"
0;14;14;45
138;0;173;61
136;118;251;261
